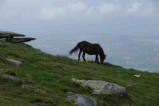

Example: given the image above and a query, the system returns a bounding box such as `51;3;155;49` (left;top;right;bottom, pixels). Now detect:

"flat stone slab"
0;31;35;43
9;37;36;43
0;31;25;38
72;78;127;96
6;58;23;66
67;92;97;106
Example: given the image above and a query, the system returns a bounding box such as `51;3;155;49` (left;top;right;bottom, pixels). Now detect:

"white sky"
0;0;159;35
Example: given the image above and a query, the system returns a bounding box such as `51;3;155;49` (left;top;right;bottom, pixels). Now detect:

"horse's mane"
94;43;105;55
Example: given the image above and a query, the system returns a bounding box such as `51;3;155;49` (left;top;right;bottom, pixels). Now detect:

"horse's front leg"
95;54;99;64
78;50;82;61
82;52;86;62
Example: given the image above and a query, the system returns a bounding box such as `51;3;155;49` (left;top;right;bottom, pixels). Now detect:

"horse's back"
79;41;101;48
80;41;91;45
93;43;100;46
78;41;91;47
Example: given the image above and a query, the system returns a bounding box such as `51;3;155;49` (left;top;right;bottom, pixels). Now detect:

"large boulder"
67;92;97;106
72;78;127;96
6;58;23;67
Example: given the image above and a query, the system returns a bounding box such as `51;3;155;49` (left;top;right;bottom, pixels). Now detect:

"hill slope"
0;41;159;106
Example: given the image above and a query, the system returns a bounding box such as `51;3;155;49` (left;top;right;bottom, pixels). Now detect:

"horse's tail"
69;43;80;55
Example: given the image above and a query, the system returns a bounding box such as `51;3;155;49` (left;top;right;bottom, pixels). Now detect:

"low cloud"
40;1;87;20
0;0;158;34
0;0;6;8
128;2;142;13
0;0;158;21
39;1;120;21
126;1;159;17
152;0;159;13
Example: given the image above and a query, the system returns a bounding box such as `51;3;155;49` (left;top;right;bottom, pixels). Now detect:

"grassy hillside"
0;41;159;106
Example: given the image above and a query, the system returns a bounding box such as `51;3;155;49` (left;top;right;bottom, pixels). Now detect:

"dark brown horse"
69;41;106;64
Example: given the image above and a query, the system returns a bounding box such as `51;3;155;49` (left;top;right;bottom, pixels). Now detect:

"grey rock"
0;43;7;47
6;58;23;66
0;31;25;38
0;74;19;80
67;92;97;106
0;31;35;43
0;38;6;41
21;84;35;89
72;78;127;96
9;37;36;43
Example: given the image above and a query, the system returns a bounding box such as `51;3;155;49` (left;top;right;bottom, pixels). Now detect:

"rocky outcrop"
6;58;23;67
0;31;35;43
9;37;36;43
72;78;127;96
67;92;97;106
0;31;25;38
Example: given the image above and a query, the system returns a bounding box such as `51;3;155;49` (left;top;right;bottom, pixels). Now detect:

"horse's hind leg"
95;54;99;64
78;50;82;61
82;52;86;62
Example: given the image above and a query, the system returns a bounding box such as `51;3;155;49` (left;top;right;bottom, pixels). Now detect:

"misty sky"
0;0;159;35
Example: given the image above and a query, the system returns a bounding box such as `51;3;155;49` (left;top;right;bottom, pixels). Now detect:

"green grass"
0;41;159;106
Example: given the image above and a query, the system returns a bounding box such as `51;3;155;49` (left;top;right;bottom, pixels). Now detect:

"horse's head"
100;54;107;64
